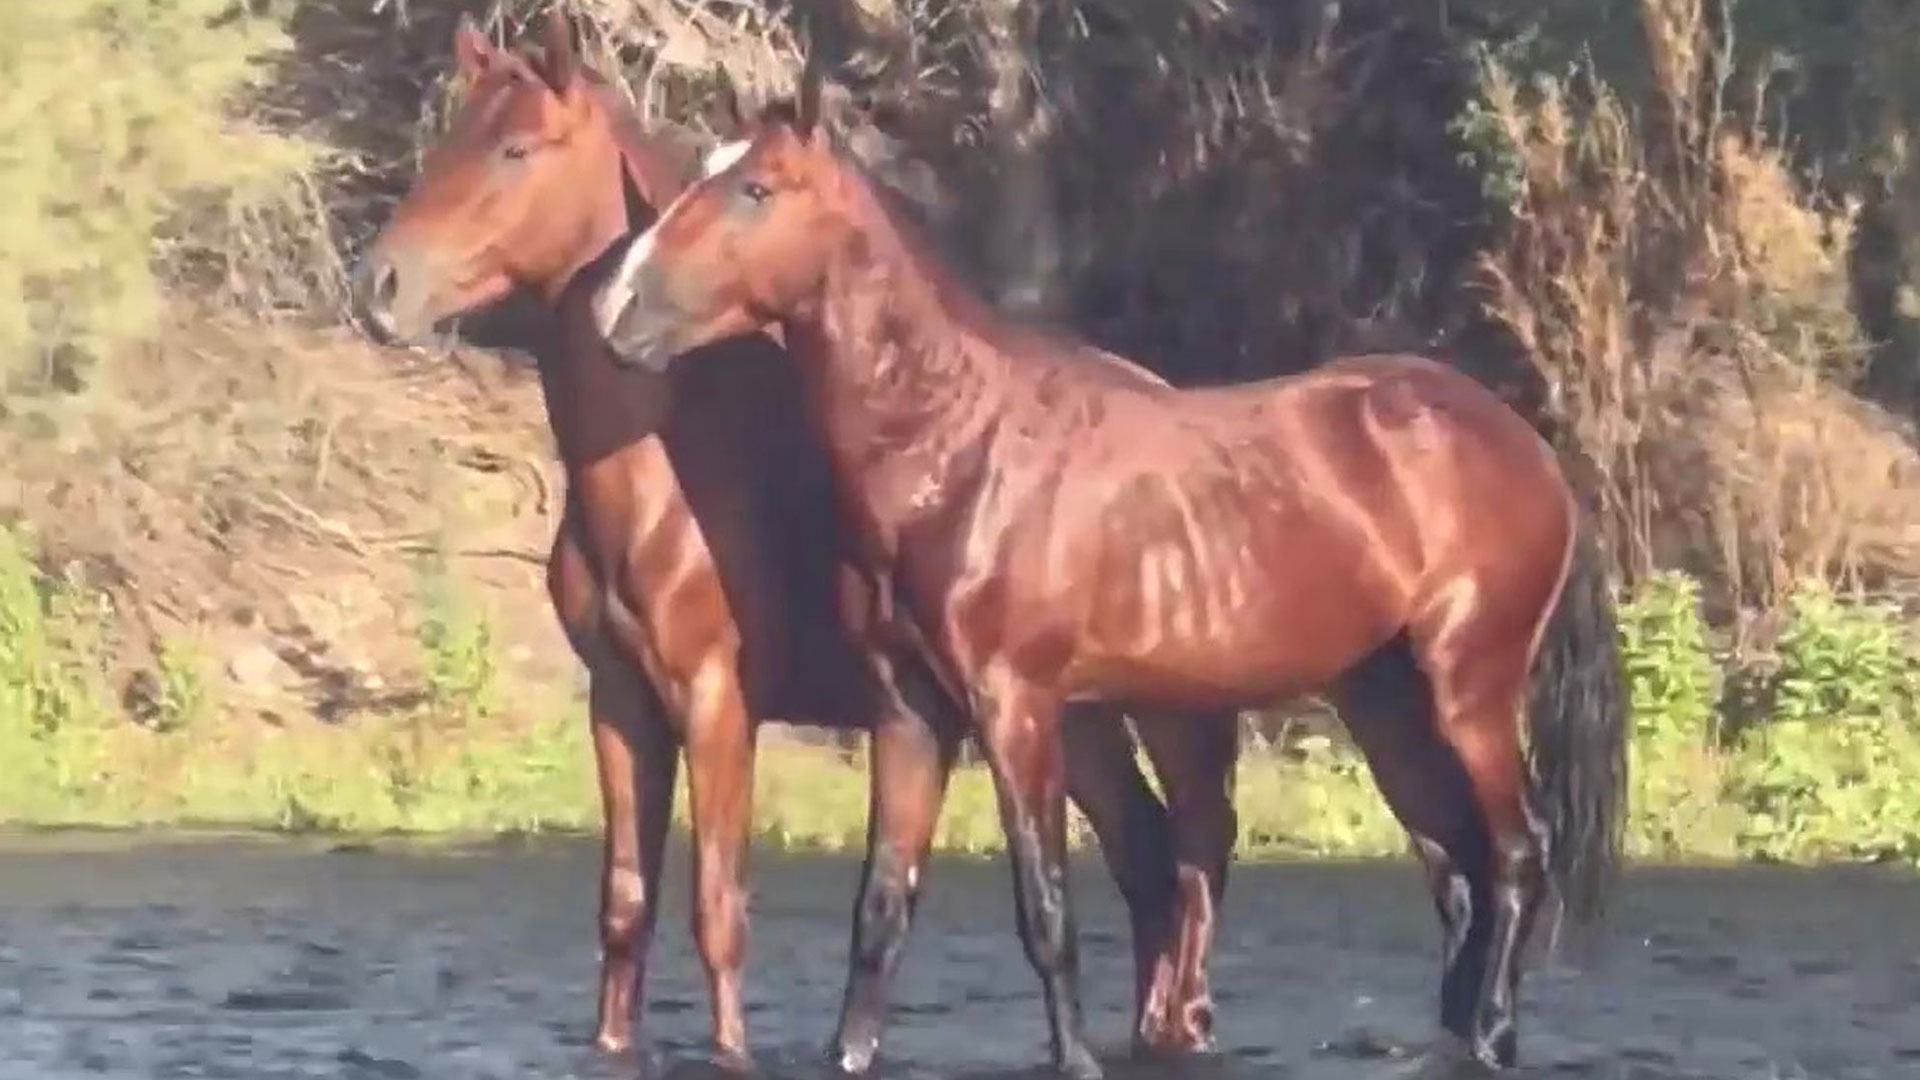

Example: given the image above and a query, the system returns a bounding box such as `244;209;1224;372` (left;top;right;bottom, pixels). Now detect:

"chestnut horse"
348;12;1234;1072
590;103;1629;1077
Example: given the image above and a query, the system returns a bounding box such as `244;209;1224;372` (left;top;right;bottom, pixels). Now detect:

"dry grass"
1473;0;1920;614
0;305;567;730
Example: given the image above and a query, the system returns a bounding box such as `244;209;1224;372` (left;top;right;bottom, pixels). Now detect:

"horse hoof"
593;1029;634;1055
709;1048;755;1076
1376;1034;1500;1080
827;1039;878;1077
1057;1043;1103;1080
1129;1032;1216;1060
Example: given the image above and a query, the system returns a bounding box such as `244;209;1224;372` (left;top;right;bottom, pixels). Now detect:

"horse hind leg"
974;669;1101;1080
1131;709;1240;1055
1409;590;1553;1069
831;647;964;1075
1332;637;1499;1065
1057;702;1179;1055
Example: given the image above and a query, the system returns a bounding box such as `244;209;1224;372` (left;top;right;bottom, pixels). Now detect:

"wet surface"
0;834;1915;1079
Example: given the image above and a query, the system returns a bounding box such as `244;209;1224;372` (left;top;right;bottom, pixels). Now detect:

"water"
0;834;1915;1079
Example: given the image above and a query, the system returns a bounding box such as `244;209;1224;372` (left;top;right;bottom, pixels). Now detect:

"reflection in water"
0;835;1914;1079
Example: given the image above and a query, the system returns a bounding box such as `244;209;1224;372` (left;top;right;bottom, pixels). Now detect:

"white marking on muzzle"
702;139;750;179
592;225;658;340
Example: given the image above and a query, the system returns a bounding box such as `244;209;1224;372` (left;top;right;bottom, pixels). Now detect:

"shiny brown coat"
347;13;1229;1072
590;110;1629;1077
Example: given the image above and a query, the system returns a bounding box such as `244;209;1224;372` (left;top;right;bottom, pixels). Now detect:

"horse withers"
589;96;1629;1078
348;11;1229;1072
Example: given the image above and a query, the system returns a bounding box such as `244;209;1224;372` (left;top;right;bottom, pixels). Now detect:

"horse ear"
535;6;578;95
796;50;824;140
453;14;495;83
793;2;826;140
710;75;745;139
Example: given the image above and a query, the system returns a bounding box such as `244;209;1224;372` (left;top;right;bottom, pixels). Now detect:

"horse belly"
1072;532;1398;710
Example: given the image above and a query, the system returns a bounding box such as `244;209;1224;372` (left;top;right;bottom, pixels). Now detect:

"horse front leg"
830;648;963;1074
588;666;678;1056
680;658;758;1069
976;670;1101;1080
550;522;680;1060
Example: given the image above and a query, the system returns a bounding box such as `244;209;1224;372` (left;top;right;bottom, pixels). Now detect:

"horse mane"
823;141;1166;387
577;75;706;209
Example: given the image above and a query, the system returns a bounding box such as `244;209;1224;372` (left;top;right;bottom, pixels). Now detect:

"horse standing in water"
348;12;1237;1072
592;101;1629;1077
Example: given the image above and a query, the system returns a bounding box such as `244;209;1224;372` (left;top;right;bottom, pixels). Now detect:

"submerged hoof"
1057;1043;1104;1080
827;1037;879;1077
1376;1034;1501;1080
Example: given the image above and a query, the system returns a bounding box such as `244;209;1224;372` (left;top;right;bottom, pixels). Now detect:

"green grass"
2;532;1917;865
0;707;1401;857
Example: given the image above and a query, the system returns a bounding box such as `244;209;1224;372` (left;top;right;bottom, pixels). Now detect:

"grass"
3;528;1916;866
3;0;1919;871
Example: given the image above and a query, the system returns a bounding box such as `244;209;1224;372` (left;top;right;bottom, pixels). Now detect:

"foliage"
415;555;499;724
0;0;318;381
1732;583;1920;862
1616;571;1742;859
1619;571;1721;746
1768;583;1918;727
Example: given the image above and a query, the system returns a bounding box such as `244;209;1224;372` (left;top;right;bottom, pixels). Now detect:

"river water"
0;835;1914;1079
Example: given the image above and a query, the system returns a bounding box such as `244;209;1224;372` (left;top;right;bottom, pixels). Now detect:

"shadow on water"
0;833;1914;1079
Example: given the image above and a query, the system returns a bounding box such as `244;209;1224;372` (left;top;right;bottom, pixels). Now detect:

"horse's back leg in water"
973;667;1100;1079
1334;639;1481;1056
1409;581;1551;1067
1339;616;1547;1067
1059;705;1180;1052
832;648;964;1074
1132;711;1240;1053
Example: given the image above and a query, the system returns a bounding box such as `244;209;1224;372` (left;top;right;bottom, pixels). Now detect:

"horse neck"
786;178;1014;501
530;93;690;473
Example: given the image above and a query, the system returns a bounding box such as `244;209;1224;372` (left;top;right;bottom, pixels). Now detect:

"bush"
1616;571;1742;859
1733;583;1920;862
0;0;315;380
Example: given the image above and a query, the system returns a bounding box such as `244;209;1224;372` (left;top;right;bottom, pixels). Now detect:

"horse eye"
501;142;531;161
741;180;772;204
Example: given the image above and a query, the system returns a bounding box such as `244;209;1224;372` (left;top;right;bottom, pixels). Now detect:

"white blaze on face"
592;224;659;338
592;138;748;341
702;139;750;179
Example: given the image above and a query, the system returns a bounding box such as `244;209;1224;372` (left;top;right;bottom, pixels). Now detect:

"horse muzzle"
592;270;681;374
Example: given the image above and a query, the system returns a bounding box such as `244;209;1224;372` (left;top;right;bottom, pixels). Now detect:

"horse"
588;97;1630;1077
347;12;1237;1072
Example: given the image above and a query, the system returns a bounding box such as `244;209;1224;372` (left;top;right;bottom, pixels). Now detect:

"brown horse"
348;12;1234;1073
590;101;1629;1077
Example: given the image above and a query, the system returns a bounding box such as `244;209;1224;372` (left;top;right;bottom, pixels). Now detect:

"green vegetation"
5;531;1915;864
1;0;1919;865
0;0;316;381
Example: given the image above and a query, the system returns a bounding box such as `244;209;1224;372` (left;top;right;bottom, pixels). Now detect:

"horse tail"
1525;515;1628;933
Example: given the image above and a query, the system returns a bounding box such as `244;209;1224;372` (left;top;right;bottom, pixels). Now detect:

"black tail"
1525;518;1628;933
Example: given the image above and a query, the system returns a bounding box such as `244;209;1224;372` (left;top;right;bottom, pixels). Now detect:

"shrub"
1733;583;1920;862
415;555;499;723
1616;571;1742;859
0;0;315;380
